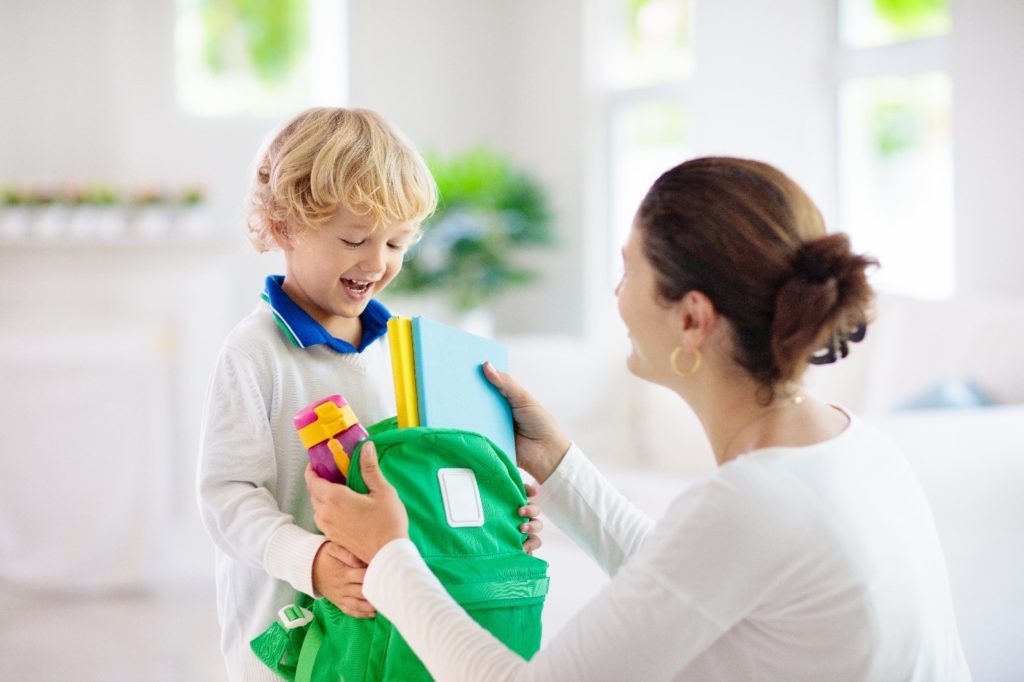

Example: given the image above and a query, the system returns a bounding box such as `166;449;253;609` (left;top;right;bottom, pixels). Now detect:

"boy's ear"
271;221;294;251
674;290;717;348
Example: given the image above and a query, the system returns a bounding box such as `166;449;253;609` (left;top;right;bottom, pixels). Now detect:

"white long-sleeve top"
196;301;396;681
364;411;972;681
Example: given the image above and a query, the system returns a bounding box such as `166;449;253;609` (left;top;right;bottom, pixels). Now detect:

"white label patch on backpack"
437;468;485;527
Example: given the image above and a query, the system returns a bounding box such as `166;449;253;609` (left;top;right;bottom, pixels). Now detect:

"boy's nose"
360;246;388;274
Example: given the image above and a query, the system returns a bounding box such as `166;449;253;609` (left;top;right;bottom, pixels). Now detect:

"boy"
196;107;438;681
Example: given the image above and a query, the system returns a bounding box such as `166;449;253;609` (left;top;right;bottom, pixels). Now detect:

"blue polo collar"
260;275;392;353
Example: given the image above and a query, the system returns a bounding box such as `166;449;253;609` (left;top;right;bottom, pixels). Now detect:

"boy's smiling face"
280;204;418;345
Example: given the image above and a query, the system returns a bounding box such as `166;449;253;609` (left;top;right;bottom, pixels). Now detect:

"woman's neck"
714;394;806;464
704;391;847;464
688;375;843;466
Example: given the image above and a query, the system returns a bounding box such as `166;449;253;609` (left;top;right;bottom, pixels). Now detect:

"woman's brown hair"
637;157;877;402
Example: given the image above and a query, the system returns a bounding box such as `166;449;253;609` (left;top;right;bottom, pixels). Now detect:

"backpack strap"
294;615;325;682
250;603;316;682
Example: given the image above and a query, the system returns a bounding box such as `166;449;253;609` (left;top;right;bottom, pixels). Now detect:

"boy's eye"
340;238;365;247
387;242;409;251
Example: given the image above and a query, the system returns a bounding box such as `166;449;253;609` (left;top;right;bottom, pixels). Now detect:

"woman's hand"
305;441;409;565
311;541;376;618
520;481;544;554
483;362;571;483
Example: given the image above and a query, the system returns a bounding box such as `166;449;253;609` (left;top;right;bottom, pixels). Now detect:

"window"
597;0;694;280
610;99;689;256
175;0;347;117
836;0;953;299
840;0;949;47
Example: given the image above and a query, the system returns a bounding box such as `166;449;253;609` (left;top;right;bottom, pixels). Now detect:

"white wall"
0;0;591;588
951;0;1024;296
689;0;836;220
3;0;1021;335
0;0;287;587
346;0;587;335
582;0;838;339
1;0;1022;591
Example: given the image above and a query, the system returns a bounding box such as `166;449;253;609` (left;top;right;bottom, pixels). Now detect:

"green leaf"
389;146;554;311
199;0;309;85
874;0;947;32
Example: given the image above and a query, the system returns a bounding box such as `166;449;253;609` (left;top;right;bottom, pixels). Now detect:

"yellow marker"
388;316;420;427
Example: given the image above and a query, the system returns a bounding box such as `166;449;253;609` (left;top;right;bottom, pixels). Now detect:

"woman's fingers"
483;361;533;408
519;503;541;519
306;465;354;541
359;442;400;505
522;533;543;555
519;517;544;534
306;451;410;564
304;464;329;500
518;480;544;555
358;442;385;491
305;463;357;506
482;361;508;395
520;481;541;523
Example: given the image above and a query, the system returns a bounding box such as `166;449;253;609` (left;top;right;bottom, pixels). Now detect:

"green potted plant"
175;184;209;237
1;186;30;239
64;184;95;240
86;184;124;239
387;146;554;314
31;186;65;239
132;186;172;238
2;185;22;208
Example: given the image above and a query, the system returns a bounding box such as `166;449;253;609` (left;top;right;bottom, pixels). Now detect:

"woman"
305;157;971;681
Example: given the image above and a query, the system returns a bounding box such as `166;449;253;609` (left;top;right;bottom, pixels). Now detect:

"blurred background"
1;0;1022;680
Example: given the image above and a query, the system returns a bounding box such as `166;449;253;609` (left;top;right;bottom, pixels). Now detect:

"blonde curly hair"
246;107;437;252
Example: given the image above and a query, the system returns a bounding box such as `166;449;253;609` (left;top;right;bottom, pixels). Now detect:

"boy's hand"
519;481;544;555
312;542;376;618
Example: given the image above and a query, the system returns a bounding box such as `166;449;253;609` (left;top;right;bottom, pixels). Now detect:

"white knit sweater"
196;301;396;681
364;413;972;681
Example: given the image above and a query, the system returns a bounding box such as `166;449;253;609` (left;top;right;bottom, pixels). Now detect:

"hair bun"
771;233;878;375
792;235;850;284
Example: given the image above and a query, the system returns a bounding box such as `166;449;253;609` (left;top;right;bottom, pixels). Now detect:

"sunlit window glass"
176;0;345;116
602;0;694;89
838;72;954;298
610;100;689;259
840;0;950;47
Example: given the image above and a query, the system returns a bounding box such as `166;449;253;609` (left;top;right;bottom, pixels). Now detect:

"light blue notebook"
411;316;516;462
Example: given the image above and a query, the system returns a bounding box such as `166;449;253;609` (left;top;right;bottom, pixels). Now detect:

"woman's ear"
675;290;717;348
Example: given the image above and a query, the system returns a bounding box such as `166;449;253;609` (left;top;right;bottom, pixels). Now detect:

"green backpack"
251;417;550;681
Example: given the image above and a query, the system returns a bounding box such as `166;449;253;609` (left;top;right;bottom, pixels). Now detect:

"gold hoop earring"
670;346;701;377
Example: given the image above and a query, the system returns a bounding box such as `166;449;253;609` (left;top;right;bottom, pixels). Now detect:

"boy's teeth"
343;279;371;292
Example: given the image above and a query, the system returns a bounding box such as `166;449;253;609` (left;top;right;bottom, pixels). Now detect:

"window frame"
833;0;954;299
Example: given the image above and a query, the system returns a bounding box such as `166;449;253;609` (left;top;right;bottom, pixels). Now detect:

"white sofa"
506;293;1024;681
